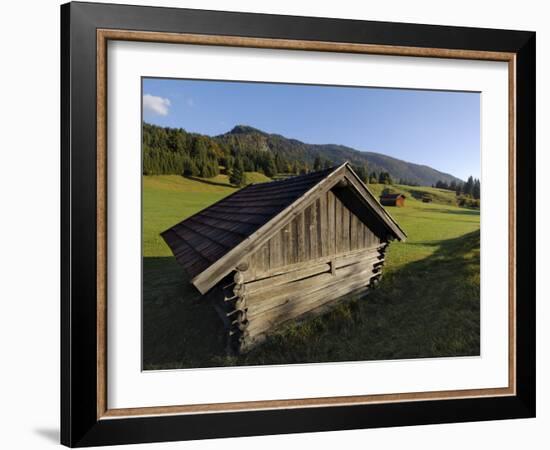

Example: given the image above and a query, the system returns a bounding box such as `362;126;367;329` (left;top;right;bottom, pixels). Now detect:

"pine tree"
230;158;247;187
473;178;481;199
464;176;474;197
369;172;378;184
354;165;368;183
184;158;199;177
224;155;235;174
264;154;277;178
378;172;392;185
275;154;287;173
313;156;323;171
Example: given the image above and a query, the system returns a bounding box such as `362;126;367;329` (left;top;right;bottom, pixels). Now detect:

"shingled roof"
380;193;406;199
162;163;406;294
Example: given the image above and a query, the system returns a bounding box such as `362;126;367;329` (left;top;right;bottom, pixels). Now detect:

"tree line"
143;123;469;192
433;176;480;200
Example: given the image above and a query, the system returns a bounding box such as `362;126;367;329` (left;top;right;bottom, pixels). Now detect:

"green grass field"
143;175;480;369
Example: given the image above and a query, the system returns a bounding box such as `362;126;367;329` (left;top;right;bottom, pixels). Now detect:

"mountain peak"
228;125;265;135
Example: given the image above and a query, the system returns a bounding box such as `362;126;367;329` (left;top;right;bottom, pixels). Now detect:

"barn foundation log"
369;242;389;288
217;264;252;354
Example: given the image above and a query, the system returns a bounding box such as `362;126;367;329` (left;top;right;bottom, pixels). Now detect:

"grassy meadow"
143;175;480;369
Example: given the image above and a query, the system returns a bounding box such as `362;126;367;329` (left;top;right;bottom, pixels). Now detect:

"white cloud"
143;94;171;116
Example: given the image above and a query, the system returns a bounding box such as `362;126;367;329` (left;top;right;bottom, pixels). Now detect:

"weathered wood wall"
242;245;386;349
246;190;381;281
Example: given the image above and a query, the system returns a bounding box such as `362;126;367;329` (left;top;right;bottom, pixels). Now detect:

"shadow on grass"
183;175;233;188
142;257;227;370
418;207;480;216
408;189;436;200
143;230;480;369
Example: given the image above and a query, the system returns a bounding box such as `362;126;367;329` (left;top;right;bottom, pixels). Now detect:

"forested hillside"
143;123;463;186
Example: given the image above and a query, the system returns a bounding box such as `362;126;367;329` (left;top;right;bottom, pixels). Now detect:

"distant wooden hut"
380;193;406;207
162;163;406;353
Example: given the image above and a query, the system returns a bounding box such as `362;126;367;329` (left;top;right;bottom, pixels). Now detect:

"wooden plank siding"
242;247;385;347
246;189;381;280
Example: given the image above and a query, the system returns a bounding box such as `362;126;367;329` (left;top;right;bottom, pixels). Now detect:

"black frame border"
61;2;536;447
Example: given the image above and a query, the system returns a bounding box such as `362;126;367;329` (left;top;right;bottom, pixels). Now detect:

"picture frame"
60;1;536;447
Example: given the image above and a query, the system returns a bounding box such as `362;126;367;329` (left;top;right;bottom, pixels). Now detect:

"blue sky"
142;78;480;180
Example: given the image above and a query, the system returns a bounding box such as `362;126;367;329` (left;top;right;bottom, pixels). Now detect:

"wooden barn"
379;193;406;207
162;163;406;353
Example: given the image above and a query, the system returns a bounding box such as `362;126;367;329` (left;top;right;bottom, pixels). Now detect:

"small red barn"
379;193;406;207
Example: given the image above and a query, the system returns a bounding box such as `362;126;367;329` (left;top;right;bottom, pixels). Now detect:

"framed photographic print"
61;1;536;447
